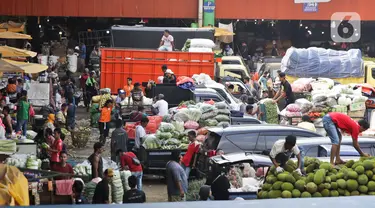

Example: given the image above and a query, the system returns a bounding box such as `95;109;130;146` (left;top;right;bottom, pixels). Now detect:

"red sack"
205;99;215;105
197;127;208;135
176;76;195;86
146;116;163;134
125;123;137;140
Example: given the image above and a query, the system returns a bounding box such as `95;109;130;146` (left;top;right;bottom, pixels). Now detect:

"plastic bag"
155;131;173;140
184;120;200;130
142;134;161;149
353;95;368;103
312;94;328;103
200;103;216;113
186;108;202;122
286;104;301;113
217;122;230;128
162;114;173;123
338;96;352;106
215;102;228;109
163;138;181;146
197;127;208;135
326;97;338;107
217;109;231;116
215;115;231;122
159;122;175;132
201;110;218;120
172;121;185;133
285;111;302;117
205;119;218;127
174;109;190;122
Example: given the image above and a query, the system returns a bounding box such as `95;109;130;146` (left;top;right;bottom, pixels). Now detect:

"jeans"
16;119;28;136
181;164;191;178
323;115;341;145
298;146;305;169
132;171;143;191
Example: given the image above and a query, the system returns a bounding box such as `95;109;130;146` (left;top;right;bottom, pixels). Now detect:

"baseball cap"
119;90;125;95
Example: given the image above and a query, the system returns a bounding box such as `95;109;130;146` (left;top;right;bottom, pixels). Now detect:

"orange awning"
0;21;25;33
0;46;37;58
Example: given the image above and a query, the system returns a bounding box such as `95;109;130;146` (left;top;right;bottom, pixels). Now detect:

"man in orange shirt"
99;100;114;144
124;77;134;97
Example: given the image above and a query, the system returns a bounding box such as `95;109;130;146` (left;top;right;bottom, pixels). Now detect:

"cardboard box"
350;102;366;112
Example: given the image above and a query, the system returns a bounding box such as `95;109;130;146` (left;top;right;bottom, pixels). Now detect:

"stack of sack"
182;39;215;52
110;170;124;204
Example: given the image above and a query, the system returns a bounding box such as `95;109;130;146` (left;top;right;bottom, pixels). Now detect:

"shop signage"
203;0;215;13
303;3;319;13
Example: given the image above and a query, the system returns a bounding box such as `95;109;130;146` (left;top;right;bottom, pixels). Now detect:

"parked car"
196;125;321;177
294;136;375;158
318;145;360;157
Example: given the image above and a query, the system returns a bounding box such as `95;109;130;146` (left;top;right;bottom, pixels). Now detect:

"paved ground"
70;106;168;202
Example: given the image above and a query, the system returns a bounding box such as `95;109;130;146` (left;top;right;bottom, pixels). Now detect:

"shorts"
323;115;342;145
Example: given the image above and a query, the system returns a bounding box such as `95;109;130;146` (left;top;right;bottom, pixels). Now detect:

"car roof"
319;145;360;156
208;124;320;135
220;65;247;69
296;136;375;146
194;88;217;93
210;152;272;166
204;82;226;89
221;56;243;61
291;156;361;163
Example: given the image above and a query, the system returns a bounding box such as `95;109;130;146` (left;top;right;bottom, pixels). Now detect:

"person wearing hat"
152;94;168;116
163;69;176;84
273;72;295;108
116;89;127;105
92;168;114;204
129;82;144;108
124;77;134;97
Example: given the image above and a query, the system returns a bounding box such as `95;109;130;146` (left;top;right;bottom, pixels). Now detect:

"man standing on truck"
180;131;200;178
273;72;295;108
269;135;302;175
158;30;175;52
163;69;176;84
124;77;134;97
129;83;144;108
322;112;370;166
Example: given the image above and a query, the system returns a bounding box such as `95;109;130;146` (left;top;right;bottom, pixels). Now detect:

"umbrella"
2;59;47;74
0;46;37;58
0;59;24;73
0;31;32;40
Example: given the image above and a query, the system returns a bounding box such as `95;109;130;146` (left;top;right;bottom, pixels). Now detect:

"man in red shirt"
51;151;74;180
48;128;63;166
180;131;200;178
117;149;143;190
323;112;370;166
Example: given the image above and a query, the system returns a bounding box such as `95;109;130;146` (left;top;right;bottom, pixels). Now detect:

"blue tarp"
281;47;364;78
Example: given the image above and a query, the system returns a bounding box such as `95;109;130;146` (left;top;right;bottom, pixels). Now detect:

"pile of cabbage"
74;158;118;176
0;140;17;154
110;170;124;204
260;99;279;124
5;154;41;170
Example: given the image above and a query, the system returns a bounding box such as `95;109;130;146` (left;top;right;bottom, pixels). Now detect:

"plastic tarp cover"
281;47;364;78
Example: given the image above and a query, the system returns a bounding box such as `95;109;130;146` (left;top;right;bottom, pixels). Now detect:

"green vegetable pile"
73;164;92;176
26;155;41;170
259;157;375;199
0;140;17;153
260;99;278;124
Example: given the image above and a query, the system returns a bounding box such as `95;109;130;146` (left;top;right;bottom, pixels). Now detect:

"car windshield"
204;131;222;150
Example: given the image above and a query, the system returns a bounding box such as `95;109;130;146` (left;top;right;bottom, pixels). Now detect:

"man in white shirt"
269;135;302;175
133;117;149;154
152;94;169;116
297;115;317;133
158;30;174;52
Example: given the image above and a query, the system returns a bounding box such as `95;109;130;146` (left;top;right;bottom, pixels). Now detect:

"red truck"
100;48;215;93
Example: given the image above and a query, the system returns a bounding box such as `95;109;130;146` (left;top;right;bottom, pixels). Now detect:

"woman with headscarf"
44;114;56;135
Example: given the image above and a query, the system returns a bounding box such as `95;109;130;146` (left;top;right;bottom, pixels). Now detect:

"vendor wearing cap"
93;168;114;204
163;69;176;84
273;72;295;108
116;89;126;105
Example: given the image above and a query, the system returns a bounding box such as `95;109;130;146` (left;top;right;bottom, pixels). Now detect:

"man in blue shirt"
166;152;188;202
